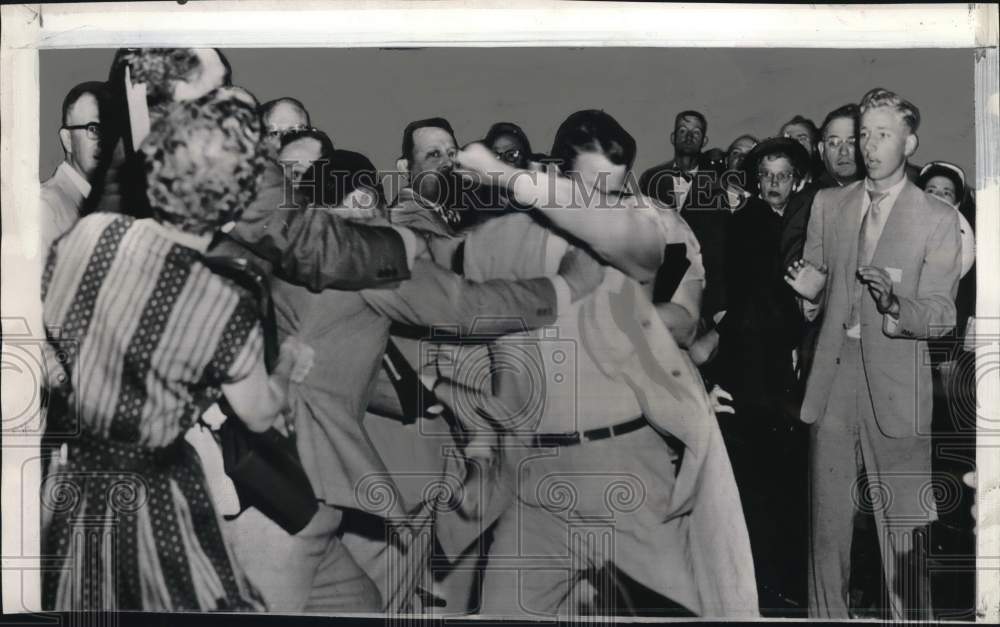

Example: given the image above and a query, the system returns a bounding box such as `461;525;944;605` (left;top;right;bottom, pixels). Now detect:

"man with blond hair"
786;88;961;619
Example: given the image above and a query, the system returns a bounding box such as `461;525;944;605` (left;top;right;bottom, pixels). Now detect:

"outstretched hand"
785;259;828;301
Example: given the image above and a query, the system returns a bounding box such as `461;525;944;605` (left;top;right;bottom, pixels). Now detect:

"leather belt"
530;415;648;448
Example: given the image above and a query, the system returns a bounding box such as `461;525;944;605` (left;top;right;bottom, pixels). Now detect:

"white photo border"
2;1;998;619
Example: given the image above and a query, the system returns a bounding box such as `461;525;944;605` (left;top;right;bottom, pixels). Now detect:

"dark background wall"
40;48;976;184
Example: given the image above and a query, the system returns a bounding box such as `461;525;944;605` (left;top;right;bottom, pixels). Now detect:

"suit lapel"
838;182;866;295
869;180;921;269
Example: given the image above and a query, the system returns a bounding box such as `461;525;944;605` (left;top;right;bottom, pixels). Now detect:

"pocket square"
885;267;903;283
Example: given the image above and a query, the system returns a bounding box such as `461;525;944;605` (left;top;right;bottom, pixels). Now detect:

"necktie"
847;190;889;330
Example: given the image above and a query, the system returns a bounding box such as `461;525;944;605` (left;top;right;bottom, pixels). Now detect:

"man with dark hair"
817;104;863;188
40;80;109;254
781;103;865;272
641;109;729;329
640;109;709;209
452;109;756;618
391;117;465;229
786;87;960;620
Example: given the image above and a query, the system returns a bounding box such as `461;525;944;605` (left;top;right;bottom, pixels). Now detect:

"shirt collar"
58;161;91;198
864;173;907;208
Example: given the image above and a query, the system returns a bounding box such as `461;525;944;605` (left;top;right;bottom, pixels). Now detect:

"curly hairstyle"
140;86;266;235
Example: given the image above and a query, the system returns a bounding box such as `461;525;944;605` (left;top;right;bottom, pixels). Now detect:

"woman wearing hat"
714;136;813;614
917;161;976;445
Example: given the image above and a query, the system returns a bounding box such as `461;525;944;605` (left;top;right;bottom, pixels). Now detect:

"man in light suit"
213;154;603;613
40;81;109;255
786;88;961;619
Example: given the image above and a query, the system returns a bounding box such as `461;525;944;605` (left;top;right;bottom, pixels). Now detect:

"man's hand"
558;246;605;302
708;384;735;415
784;259;828;302
857;266;899;314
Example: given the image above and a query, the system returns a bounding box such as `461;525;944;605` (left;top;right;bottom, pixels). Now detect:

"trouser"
479;428;697;618
807;338;935;620
222;503;381;612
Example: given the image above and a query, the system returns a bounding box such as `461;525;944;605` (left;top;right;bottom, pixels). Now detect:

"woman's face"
279;137;323;184
924;175;957;206
491;133;528;168
758;154;796;210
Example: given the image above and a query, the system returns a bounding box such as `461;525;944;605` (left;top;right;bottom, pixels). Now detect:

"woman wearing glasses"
713;136;814;614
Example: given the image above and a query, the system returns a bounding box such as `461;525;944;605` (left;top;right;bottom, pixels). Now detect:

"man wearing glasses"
259;96;314;153
41;81;109;254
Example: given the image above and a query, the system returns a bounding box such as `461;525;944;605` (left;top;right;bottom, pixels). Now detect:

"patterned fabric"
41;212;265;611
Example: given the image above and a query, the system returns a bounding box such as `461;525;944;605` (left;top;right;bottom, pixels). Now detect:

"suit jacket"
211;230;559;518
40;164;87;255
801;179;961;437
87;137;412;291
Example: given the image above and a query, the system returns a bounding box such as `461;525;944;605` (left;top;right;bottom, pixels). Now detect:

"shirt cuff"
547;275;572;315
390;226;418;270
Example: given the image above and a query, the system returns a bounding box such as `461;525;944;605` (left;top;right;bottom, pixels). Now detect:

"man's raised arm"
227;162;415;292
456;144;664;283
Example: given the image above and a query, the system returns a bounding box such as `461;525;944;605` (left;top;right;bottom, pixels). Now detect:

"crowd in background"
37;47;977;620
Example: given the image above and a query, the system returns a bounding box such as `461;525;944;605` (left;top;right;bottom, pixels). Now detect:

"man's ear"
817;141;826;161
669;131;676;147
904;133;918;159
396;157;409;175
59;128;72;157
700;135;709;149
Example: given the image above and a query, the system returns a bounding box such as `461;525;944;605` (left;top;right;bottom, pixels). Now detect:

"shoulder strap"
201;255;279;373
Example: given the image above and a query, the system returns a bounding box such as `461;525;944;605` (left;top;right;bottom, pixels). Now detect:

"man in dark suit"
780;104;865;270
640;110;729;324
786;88;961;620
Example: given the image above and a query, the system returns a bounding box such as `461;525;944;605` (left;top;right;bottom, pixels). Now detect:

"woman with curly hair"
40;87;301;612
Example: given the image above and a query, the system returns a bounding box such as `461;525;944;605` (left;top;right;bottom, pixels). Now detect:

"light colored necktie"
847;190;889;330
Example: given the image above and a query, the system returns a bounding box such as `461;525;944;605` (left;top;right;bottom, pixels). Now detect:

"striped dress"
41;213;265;611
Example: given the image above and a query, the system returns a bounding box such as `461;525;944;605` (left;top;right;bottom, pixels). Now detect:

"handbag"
202;253;318;535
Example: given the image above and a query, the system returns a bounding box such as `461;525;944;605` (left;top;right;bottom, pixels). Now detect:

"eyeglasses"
495;148;523;165
824;137;856;150
266;125;317;138
758;171;794;185
62;122;101;140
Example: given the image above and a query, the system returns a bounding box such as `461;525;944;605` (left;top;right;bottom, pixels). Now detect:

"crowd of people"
37;47;977;619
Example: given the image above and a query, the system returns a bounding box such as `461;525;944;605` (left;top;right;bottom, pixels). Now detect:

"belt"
530;415;648;448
